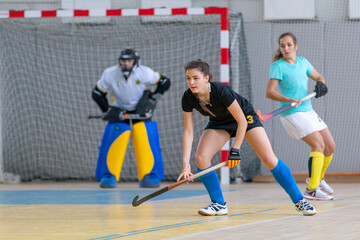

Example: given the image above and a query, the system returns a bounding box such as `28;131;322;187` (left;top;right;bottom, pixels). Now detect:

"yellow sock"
308;151;324;191
320;154;333;180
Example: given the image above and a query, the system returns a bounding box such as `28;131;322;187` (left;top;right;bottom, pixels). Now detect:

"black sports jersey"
182;82;254;121
182;82;262;136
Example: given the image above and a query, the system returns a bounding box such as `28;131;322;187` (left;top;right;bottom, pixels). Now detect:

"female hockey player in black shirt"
177;59;316;216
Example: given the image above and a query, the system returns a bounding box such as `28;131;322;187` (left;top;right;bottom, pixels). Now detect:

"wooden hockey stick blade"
257;92;317;122
132;161;228;207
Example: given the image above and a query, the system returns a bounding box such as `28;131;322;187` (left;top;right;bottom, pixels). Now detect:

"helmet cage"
118;49;140;66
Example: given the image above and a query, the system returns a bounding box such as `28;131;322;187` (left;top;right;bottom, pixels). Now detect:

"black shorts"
205;112;263;138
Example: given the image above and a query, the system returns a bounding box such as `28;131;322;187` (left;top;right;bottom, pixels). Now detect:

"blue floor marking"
0;189;237;205
87;208;276;240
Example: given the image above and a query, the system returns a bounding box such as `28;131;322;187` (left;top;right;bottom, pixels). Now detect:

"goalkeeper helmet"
118;48;140;66
118;49;140;79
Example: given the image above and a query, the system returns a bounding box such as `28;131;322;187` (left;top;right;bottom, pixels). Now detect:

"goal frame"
0;7;231;184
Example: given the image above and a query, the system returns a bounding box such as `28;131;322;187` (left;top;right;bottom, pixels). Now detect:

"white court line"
166;204;357;240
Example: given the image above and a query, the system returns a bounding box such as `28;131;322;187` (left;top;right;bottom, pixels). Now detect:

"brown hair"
184;59;213;81
273;32;297;62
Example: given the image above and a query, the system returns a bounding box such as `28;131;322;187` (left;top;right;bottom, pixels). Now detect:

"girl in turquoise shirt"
266;32;335;201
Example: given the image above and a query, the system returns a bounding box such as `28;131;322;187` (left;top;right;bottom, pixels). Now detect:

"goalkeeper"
91;49;170;188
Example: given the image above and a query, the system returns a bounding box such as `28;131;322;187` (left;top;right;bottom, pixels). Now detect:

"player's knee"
260;156;278;170
317;141;326;153
330;140;335;152
324;142;335;156
309;140;325;153
195;154;211;168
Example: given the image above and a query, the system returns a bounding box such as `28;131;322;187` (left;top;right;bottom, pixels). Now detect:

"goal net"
0;10;255;182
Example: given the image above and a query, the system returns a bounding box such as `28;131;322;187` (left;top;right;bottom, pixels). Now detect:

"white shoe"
320;179;334;195
306;178;334;195
295;198;316;216
304;187;334;201
198;201;228;216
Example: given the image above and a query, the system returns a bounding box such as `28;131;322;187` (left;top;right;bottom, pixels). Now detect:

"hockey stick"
88;111;152;120
132;161;228;207
257;92;316;121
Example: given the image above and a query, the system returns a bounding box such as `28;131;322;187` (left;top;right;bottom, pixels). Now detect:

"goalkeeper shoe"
99;174;117;188
304;187;333;201
295;198;316;216
139;173;160;188
306;178;334;195
198;201;228;216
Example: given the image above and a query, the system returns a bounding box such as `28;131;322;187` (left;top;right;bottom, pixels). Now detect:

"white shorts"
280;110;328;140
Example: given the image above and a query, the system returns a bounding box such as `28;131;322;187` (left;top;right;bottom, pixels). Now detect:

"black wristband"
230;148;240;155
228;148;241;160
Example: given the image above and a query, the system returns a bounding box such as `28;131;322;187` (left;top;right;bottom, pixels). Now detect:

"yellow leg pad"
132;122;154;181
308;151;324;190
107;130;131;181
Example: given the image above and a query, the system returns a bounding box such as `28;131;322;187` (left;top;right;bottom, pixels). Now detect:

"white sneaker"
306;178;334;195
295;198;316;216
320;179;334;195
304;187;334;201
198;201;228;216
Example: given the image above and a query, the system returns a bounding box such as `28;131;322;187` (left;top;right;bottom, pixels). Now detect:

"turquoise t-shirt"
269;57;314;116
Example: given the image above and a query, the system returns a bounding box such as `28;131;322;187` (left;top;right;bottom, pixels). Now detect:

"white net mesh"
3;1;358;183
0;12;254;181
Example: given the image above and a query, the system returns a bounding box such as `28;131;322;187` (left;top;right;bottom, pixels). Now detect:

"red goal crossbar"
1;8;229;81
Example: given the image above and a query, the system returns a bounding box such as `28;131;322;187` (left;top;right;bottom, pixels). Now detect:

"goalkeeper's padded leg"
308;152;324;190
132;121;164;187
95;122;131;186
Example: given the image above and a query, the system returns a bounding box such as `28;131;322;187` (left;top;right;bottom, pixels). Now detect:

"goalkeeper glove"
147;93;161;109
227;148;241;168
102;106;125;122
151;93;162;101
314;82;328;98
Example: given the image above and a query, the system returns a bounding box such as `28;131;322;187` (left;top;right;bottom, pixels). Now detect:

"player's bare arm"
226;100;246;168
308;68;326;84
227;100;247;150
266;78;301;107
178;111;194;182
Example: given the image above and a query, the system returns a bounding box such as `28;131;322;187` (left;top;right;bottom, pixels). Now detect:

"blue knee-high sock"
271;160;303;204
197;166;225;205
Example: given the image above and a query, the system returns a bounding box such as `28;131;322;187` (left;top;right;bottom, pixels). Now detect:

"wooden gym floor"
0;181;359;240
